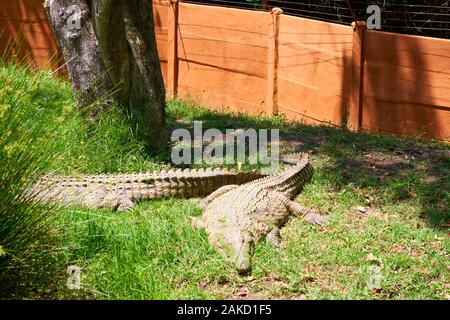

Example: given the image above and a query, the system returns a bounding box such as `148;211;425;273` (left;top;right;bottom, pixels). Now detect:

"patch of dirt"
278;133;325;153
360;152;410;168
390;244;423;258
336;152;416;184
368;208;389;222
229;287;264;300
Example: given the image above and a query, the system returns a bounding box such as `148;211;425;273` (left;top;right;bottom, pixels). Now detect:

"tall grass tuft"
0;62;63;297
0;56;169;297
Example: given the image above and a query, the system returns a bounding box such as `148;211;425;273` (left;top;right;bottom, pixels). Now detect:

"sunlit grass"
1;63;448;300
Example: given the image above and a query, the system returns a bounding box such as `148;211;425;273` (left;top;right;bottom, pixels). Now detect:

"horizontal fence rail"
183;0;450;39
0;0;449;140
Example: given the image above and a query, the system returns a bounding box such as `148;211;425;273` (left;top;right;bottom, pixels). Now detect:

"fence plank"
362;30;450;140
176;2;269;115
277;14;353;126
348;21;367;132
1;0;449;141
266;8;282;115
166;0;179;97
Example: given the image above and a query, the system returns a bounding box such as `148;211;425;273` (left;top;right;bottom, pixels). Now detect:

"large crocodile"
192;153;325;274
31;168;263;211
31;153;324;274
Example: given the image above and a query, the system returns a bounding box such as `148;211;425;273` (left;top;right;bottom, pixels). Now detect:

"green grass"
0;62;64;298
1;64;449;300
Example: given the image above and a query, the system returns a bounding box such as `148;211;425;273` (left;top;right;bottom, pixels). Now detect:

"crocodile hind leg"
286;200;326;225
274;193;326;225
199;185;238;210
102;193;135;212
116;196;135;212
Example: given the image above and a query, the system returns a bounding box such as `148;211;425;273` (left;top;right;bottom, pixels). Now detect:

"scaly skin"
31;168;264;211
31;153;324;275
192;153;326;274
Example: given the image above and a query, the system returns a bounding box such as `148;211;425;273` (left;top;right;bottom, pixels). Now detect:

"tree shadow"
321;15;449;228
315;130;449;228
342;24;448;227
167;100;449;229
362;29;448;140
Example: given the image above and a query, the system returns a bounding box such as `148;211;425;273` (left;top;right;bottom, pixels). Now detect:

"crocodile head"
213;229;255;275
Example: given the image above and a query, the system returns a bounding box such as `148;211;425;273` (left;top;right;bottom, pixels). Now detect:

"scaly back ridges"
246;153;312;189
36;168;264;189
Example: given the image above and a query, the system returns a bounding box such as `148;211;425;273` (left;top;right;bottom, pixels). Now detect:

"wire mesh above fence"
183;0;450;39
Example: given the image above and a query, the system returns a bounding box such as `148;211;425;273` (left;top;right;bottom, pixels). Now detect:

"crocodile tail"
31;168;266;206
138;168;264;200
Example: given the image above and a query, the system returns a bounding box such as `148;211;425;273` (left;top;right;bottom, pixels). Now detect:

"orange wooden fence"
363;30;450;139
1;0;449;140
277;14;353;127
0;0;61;70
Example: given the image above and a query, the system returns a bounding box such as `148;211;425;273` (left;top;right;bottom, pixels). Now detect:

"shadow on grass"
166;99;449;228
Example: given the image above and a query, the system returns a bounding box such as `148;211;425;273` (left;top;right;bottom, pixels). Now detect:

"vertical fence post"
348;21;367;131
167;0;179;98
266;8;283;116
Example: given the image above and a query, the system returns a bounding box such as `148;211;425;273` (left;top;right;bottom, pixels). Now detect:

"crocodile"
31;168;264;211
192;153;325;274
31;153;324;274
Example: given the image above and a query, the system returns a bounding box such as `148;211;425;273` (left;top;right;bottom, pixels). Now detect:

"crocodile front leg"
266;227;282;248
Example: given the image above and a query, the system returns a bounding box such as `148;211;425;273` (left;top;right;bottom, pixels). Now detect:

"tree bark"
45;0;167;151
45;0;114;115
122;0;167;147
92;0;131;105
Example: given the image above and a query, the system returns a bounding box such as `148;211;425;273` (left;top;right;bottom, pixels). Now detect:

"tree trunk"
45;0;167;151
